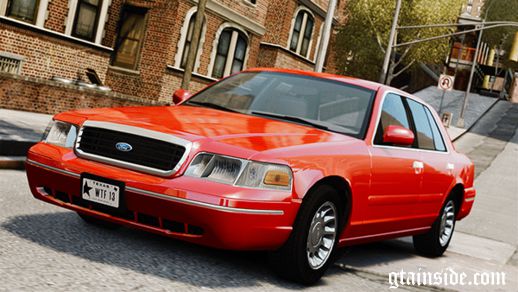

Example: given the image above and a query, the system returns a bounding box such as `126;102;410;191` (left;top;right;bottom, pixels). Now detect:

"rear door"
366;93;424;235
405;99;453;226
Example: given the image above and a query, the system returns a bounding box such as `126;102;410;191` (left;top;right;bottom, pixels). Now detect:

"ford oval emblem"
115;142;133;152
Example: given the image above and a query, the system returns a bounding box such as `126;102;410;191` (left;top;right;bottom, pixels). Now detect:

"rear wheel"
413;199;456;257
269;185;343;285
77;212;120;229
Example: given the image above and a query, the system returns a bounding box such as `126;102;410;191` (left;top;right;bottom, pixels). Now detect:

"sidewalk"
0;108;52;168
415;86;499;140
0;108;51;142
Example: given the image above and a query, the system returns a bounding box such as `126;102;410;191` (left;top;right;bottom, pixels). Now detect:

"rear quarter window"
424;106;447;152
407;99;435;150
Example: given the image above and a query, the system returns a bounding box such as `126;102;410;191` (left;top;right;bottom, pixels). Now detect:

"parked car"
26;68;475;284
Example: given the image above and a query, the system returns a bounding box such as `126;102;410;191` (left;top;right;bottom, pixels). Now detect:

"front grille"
77;126;186;172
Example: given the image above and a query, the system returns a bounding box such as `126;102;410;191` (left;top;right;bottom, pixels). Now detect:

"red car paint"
26;68;475;251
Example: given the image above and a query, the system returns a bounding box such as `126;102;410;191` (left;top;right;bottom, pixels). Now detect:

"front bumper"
26;143;299;250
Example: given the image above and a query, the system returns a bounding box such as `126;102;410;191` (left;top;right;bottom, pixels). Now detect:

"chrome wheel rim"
439;200;455;246
307;201;337;270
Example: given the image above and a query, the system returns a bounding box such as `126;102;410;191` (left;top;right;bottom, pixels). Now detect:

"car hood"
56;105;355;153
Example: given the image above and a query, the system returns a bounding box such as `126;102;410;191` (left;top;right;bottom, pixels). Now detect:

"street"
0;102;517;291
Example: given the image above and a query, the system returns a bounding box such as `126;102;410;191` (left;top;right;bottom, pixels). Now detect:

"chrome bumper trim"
26;159;284;215
27;159;80;178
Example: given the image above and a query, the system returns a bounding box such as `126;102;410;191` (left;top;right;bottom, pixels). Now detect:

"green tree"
482;0;518;70
335;0;464;84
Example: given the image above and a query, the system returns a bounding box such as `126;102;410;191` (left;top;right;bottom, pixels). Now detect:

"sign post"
438;74;455;114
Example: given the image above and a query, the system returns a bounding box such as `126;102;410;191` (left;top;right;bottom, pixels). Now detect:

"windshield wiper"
186;101;240;113
251;111;348;133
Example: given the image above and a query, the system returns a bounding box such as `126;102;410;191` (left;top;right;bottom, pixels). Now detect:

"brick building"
0;0;346;114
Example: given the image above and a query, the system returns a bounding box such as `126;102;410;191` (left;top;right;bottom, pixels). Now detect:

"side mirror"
172;89;191;105
383;125;414;146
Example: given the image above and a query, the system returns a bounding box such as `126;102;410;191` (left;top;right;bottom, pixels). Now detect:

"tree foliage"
335;0;464;83
482;0;518;70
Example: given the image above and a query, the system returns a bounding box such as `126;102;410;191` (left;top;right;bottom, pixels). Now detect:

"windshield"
185;72;375;138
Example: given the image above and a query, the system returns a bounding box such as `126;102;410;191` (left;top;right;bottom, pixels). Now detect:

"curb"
0;140;36;156
0;157;25;170
452;98;501;142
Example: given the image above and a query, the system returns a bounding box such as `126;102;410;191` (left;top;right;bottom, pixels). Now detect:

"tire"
77;212;120;229
413;199;456;257
269;185;344;285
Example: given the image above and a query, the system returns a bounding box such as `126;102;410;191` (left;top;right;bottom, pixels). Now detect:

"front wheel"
413;199;456;257
269;185;343;285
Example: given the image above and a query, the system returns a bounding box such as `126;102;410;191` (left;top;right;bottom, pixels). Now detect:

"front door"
364;93;424;235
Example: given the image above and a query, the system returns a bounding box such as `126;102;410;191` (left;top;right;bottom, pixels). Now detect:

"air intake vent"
0;52;23;74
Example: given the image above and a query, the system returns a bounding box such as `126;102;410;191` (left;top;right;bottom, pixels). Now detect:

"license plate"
81;174;124;208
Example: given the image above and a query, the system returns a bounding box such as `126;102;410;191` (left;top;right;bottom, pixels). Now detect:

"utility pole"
440;34;465;114
315;0;337;72
457;0;496;128
456;23;483;128
181;0;207;90
379;0;402;84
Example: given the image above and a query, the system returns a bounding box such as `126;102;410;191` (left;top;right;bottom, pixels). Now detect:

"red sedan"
26;68;475;284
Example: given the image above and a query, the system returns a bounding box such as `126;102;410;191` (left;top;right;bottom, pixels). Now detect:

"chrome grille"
75;121;191;176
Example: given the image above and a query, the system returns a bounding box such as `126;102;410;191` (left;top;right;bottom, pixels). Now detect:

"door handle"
413;161;424;174
447;163;455;175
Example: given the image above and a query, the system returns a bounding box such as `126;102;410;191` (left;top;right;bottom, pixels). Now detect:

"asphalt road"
0;169;406;291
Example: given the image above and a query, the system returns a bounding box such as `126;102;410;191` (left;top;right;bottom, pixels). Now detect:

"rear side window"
407;99;435;150
374;93;411;145
424;107;447;152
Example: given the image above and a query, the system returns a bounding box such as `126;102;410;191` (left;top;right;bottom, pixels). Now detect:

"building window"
289;9;314;58
71;0;102;41
211;28;248;79
179;12;206;69
5;0;39;23
112;6;147;70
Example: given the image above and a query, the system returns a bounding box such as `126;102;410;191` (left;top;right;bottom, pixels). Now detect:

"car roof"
244;67;383;92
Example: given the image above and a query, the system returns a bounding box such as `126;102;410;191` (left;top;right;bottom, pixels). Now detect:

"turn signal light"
263;170;291;187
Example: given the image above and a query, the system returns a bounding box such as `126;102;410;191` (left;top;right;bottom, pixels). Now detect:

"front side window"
289;9;314;57
6;0;39;23
374;94;412;145
186;72;375;138
112;6;147;70
72;0;102;41
212;28;248;79
407;98;435;150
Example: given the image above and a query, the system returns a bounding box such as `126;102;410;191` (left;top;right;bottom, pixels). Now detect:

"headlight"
185;153;292;190
42;120;77;148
